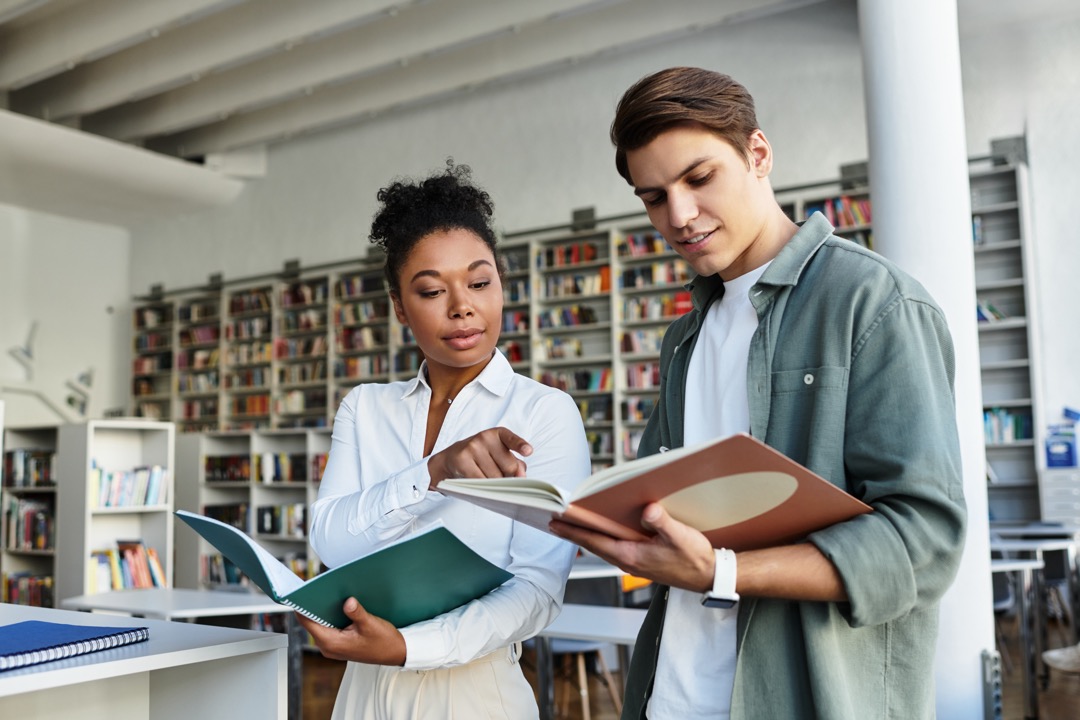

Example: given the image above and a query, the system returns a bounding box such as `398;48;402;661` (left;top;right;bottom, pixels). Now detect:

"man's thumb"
640;502;669;534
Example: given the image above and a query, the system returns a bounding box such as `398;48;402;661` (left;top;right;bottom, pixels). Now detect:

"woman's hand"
427;426;532;489
297;597;407;666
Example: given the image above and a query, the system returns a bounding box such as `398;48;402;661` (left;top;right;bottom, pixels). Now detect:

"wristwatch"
701;548;739;609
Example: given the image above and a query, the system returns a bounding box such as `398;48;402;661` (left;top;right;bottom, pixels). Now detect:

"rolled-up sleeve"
811;297;967;627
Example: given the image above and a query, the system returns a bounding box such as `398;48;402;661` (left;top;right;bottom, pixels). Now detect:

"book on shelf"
438;433;873;552
175;510;513;629
0;620;149;671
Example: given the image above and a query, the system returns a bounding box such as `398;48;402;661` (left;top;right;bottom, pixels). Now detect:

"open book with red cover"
439;433;872;551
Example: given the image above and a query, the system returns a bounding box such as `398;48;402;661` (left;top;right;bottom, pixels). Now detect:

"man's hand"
550;502;716;593
428;427;533;489
297;597;407;666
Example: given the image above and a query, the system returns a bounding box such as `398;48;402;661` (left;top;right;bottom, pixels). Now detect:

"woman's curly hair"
369;160;499;295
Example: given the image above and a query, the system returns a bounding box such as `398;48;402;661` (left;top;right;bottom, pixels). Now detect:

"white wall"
0;203;131;426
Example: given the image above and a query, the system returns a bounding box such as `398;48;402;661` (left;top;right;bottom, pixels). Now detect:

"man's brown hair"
611;67;759;184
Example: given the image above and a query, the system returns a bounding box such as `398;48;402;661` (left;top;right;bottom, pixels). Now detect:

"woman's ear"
391;293;408;326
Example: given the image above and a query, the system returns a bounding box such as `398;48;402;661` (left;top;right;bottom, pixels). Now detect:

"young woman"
301;162;591;719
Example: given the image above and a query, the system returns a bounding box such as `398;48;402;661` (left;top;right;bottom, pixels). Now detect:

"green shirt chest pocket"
767;366;850;464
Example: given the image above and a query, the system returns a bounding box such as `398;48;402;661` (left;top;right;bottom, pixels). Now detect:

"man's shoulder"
808;236;940;307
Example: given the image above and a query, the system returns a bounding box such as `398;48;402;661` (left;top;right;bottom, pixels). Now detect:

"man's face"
626;125;774;281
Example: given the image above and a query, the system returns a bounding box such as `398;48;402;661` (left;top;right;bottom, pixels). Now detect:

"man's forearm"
737;543;847;602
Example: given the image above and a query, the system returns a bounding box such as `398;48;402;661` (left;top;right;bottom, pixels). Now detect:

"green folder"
175;510;512;629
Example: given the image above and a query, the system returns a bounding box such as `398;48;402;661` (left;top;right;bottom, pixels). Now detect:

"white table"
534;603;647;720
61;588;302;719
992;557;1044;720
0;602;287;720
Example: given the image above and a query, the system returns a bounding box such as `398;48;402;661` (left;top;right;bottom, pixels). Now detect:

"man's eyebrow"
409;258;494;284
633;157;711;196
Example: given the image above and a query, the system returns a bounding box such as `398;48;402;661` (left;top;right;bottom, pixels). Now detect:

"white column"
857;1;994;718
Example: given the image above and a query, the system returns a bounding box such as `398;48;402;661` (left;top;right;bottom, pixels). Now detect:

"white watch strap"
711;547;738;596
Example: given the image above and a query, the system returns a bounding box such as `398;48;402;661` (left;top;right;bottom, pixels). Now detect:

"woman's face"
391;228;504;375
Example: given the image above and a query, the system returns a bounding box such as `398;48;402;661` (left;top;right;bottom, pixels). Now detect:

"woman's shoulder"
505;373;579;413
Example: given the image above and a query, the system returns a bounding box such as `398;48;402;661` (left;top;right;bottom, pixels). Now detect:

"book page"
437;477;572;512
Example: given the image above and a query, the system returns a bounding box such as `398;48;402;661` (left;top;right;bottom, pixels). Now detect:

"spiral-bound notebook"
175;510;513;629
0;620;149;671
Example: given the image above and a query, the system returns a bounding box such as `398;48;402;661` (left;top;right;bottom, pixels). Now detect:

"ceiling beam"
0;0;49;26
149;0;824;159
0;0;241;91
9;0;407;122
0;108;243;226
80;0;609;142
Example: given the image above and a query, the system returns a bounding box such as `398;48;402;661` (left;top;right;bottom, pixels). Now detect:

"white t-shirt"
647;262;769;720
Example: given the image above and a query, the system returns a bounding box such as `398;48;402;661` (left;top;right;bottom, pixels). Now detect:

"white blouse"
310;350;591;669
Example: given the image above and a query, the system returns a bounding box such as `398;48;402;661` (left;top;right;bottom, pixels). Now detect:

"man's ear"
391;293;408;326
748;129;773;177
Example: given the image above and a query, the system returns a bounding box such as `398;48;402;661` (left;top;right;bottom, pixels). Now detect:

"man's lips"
677;229;714;246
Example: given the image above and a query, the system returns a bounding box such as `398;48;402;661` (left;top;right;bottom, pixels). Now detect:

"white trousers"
331;644;538;720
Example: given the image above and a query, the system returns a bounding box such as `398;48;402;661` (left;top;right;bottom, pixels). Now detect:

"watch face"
701;595;738;609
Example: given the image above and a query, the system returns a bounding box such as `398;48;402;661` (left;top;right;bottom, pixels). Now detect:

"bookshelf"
498;238;532;373
132;154;1048;525
333;264;391;409
614;225;692;463
1;424;58;607
275;276;331;429
55;419;175;602
532;227;617;470
132;299;175;421
175;292;223;433
224;283;274;430
970;161;1045;521
174;428;330;591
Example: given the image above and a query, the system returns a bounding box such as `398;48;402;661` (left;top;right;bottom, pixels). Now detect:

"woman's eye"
471;280;492;290
419;289;442;299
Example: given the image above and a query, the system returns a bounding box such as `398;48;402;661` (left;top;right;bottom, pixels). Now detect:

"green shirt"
623;213;967;720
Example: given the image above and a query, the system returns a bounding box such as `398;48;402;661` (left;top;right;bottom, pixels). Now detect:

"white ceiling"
0;0;1077;225
0;0;836;161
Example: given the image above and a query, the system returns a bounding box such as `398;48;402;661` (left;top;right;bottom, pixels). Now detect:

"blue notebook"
0;620;149;671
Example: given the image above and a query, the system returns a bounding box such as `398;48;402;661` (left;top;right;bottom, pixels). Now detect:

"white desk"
61;587;286;620
534;603;647;720
569;556;625;582
0;603;287;720
61;588;301;719
992;557;1043;720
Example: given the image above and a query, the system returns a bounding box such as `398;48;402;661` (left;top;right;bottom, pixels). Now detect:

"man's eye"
644;195;665;208
688;173;711;186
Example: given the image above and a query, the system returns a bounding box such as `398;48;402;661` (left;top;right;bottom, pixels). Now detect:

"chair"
549;638;623;720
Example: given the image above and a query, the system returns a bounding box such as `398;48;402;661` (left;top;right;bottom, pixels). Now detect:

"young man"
550;67;967;719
